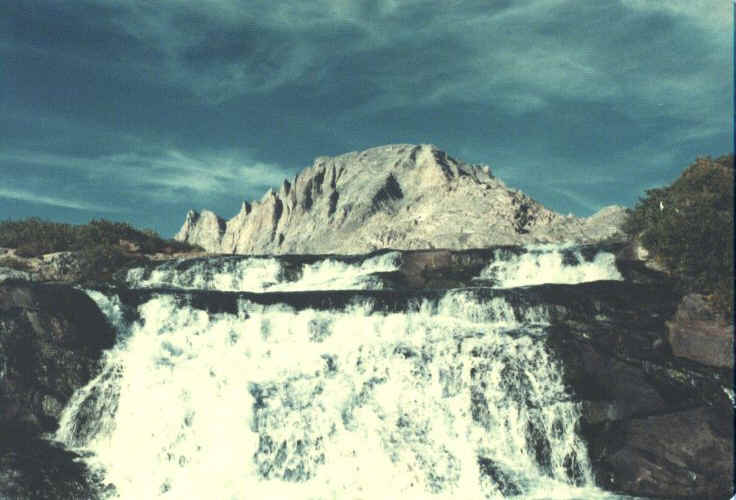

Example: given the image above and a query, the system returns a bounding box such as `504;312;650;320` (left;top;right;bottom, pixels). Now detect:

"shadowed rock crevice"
327;190;340;218
370;174;403;214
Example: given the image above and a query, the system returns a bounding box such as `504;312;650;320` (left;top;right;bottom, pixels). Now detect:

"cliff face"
0;282;115;499
176;144;626;254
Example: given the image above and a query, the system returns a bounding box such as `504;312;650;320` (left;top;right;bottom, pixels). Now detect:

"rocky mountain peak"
175;209;226;251
176;144;626;254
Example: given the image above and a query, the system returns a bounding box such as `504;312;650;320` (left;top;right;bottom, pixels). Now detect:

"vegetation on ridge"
623;154;734;319
0;218;201;281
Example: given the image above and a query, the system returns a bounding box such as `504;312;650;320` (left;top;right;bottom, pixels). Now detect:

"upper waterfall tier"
125;243;624;293
175;144;626;254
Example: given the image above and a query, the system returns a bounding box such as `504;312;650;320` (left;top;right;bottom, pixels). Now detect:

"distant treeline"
0;218;201;281
623;154;734;318
0;218;197;257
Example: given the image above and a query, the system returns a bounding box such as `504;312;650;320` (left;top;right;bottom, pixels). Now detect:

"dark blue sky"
1;0;732;237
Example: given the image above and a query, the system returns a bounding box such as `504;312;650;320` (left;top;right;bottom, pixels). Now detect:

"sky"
1;0;732;237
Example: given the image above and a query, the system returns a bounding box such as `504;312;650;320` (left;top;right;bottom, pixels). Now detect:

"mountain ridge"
176;144;626;254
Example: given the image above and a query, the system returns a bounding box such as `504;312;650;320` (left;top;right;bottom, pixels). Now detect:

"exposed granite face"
666;293;734;369
175;144;627;254
175;209;226;252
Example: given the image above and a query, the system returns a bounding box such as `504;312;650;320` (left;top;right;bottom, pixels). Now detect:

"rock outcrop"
0;245;208;286
542;280;733;499
0;430;100;500
0;281;114;499
0;282;116;433
592;407;733;499
175;209;226;253
176;144;627;254
666;293;734;369
0;266;32;283
0;251;84;282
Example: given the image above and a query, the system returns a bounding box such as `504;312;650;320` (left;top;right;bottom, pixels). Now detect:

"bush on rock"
623;155;734;318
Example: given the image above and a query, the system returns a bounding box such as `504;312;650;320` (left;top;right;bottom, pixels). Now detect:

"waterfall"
125;251;402;292
476;244;622;288
55;245;635;499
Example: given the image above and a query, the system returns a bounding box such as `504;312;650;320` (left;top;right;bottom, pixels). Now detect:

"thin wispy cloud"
544;186;603;213
98;150;290;197
0;187;121;213
123;0;728;125
8;0;728;120
0;148;290;200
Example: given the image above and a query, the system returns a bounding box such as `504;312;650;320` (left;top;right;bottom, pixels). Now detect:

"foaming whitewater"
125;251;401;292
55;244;638;499
477;244;622;288
57;290;631;499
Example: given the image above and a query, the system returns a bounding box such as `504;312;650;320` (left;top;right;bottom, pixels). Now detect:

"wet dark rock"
477;457;524;496
540;280;733;499
0;282;116;433
0;282;113;499
525;421;552;471
588;407;733;499
0;428;101;500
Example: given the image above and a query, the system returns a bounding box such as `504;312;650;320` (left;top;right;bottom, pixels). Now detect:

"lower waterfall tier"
54;286;663;499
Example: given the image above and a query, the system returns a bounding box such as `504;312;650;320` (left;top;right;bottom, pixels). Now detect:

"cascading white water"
57;291;629;500
127;245;621;294
477;245;622;288
125;251;402;292
55;244;637;499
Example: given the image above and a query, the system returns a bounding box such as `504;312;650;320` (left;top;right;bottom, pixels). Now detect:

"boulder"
591;408;733;499
38;251;84;282
0;282;115;433
666;293;734;369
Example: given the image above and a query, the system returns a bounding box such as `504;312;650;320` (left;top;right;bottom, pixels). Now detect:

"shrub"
78;243;133;282
623;155;734;319
0;217;202;281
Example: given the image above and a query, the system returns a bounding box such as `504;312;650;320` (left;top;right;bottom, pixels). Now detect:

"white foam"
126;252;401;292
125;257;283;292
479;244;622;288
54;291;631;499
